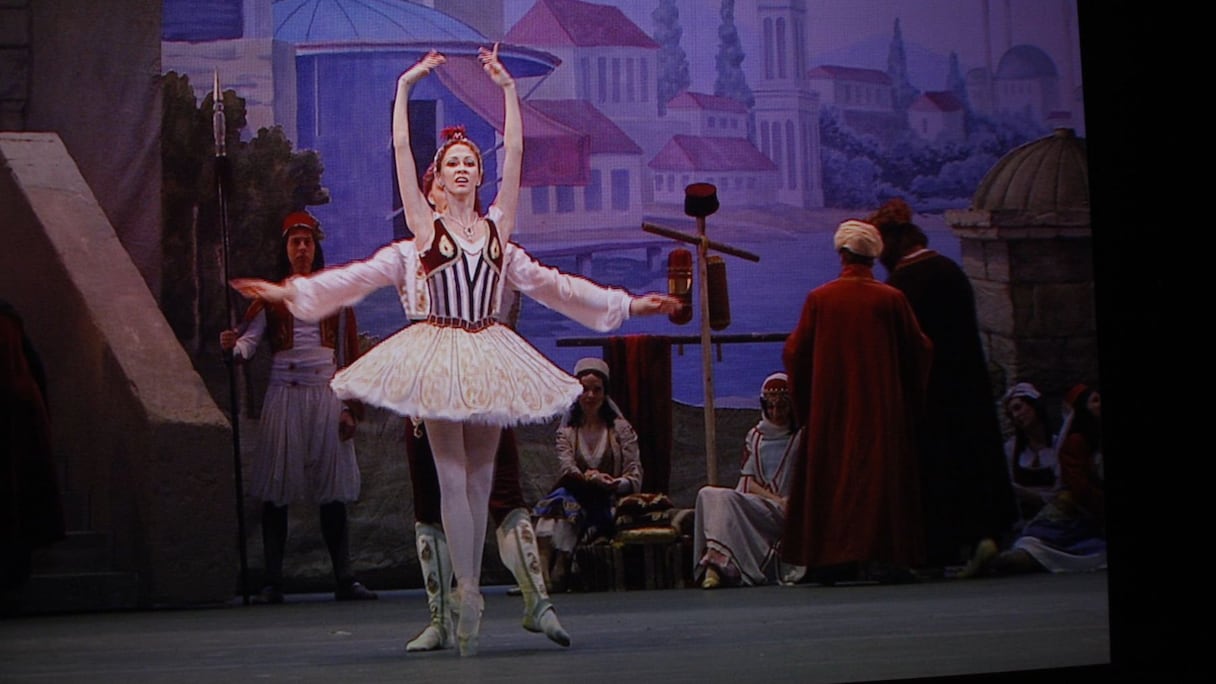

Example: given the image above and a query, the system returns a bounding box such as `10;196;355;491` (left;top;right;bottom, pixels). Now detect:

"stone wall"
949;208;1099;408
1;133;235;607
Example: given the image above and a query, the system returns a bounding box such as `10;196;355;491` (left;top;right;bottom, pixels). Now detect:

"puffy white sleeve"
502;243;632;332
287;243;410;322
232;309;266;361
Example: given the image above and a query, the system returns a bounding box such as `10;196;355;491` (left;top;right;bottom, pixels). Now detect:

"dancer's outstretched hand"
230;278;289;303
401;50;445;86
479;43;513;87
629;293;683;316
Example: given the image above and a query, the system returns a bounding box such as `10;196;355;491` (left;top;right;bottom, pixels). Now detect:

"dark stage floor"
0;571;1111;683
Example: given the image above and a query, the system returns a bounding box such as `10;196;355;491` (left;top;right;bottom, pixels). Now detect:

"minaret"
751;0;822;208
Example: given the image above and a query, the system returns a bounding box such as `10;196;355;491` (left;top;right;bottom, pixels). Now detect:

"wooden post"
696;223;718;485
639;184;759;487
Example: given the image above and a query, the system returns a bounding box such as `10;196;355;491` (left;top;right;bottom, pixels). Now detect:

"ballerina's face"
438;142;482;197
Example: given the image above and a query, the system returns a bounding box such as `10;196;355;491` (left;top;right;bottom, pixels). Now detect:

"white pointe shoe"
456;591;484;657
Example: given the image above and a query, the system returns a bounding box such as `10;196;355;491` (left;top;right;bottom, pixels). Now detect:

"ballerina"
232;45;679;656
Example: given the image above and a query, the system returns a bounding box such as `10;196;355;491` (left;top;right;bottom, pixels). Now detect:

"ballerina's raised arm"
478;43;521;245
394;50;447;253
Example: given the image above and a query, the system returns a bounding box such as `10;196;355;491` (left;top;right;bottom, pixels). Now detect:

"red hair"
866;197;913;228
433;124;483;172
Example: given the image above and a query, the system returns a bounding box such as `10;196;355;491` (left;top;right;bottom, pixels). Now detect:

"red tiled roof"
505;0;658;48
647;135;777;172
665;91;749;114
434;55;590;186
527;100;643;155
909;91;965;112
807;65;892;85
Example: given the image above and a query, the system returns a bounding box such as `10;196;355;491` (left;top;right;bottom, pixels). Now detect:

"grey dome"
972;128;1088;212
995;44;1058;80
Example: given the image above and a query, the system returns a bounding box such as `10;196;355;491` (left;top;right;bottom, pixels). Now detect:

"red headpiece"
281;210;323;239
1064;383;1090;407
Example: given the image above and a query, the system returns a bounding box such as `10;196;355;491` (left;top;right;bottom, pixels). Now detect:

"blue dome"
273;0;487;44
995;44;1058;80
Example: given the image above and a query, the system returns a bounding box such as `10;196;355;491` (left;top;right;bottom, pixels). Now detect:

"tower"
751;0;822;208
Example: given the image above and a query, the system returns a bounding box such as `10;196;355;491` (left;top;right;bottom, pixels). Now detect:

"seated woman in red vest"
966;383;1105;576
1002;382;1060;530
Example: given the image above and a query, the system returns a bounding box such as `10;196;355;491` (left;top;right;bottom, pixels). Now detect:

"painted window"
532;186;549;214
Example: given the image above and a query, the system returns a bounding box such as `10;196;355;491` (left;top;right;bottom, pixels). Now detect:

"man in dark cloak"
868;198;1018;568
781;220;933;575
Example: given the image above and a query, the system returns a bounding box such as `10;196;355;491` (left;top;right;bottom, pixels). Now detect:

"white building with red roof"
648;135;778;207
523;99;647;231
505;0;659;122
806;65;894;113
908;91;966;143
664;92;749;139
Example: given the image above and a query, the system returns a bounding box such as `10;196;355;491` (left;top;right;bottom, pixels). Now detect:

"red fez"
281;210;324;239
684;183;719;218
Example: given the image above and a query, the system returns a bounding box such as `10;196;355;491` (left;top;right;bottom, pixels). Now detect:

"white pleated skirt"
330;320;581;426
249;361;361;506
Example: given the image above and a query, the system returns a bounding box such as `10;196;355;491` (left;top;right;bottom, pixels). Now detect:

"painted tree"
886;18;919;112
161;73;327;410
652;0;690;115
945;51;970;111
714;0;754;110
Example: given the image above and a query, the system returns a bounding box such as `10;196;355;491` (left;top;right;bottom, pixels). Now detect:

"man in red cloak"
781;220;933;578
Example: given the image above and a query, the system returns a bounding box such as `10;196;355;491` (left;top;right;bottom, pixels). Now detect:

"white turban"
833;220;882;258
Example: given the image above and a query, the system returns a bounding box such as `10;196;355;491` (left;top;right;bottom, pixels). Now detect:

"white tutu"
330;320;581;426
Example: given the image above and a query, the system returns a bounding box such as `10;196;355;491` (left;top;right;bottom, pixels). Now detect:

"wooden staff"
213;70;251;605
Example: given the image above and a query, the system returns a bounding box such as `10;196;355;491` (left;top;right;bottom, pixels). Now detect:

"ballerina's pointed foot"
456;592;484;657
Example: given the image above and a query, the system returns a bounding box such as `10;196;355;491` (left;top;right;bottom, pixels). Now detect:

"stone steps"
4;531;141;615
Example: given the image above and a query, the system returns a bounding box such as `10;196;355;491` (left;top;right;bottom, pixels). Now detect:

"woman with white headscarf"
533;357;642;591
694;372;804;588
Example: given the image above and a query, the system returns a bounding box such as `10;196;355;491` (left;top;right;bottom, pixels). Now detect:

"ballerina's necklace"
445;213;481;240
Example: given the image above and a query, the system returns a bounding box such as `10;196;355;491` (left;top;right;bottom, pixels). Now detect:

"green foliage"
886;18;919;112
819;105;1046;210
159;71;328;347
714;0;754;110
652;0;690;114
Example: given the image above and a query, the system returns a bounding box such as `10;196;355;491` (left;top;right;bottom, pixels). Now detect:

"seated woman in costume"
966;383;1105;576
694;372;804;589
1002;382;1060;529
533;357;642;591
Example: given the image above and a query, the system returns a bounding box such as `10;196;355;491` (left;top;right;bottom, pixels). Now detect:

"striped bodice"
420;217;504;324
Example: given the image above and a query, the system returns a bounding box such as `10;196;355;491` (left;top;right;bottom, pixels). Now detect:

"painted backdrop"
161;0;1085;406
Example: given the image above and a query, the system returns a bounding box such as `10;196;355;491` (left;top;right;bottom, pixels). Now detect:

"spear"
214;70;251;605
